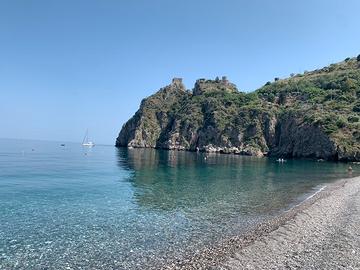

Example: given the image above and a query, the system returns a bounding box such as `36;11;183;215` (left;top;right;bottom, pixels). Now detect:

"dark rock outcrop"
116;58;360;161
271;114;338;160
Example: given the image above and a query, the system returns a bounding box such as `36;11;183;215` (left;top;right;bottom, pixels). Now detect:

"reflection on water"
0;139;357;270
117;148;353;216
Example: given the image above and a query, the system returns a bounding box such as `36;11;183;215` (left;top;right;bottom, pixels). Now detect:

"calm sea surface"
0;139;357;269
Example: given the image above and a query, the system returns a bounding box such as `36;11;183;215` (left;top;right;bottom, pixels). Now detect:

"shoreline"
163;176;360;269
118;146;360;163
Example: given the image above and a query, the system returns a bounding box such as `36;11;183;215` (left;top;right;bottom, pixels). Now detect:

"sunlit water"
0;139;357;269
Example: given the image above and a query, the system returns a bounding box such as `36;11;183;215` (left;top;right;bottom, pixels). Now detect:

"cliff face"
116;78;188;148
271;114;338;160
116;57;360;161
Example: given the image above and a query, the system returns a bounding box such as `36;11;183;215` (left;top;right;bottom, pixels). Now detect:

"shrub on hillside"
353;102;360;112
336;118;347;128
348;115;359;123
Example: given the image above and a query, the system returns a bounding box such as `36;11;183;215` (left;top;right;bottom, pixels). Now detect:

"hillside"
116;57;360;161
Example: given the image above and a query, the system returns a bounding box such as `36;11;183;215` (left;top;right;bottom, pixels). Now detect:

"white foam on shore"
304;186;327;201
285;185;327;212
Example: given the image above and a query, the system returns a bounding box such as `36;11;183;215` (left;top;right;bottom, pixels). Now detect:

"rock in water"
116;57;360;161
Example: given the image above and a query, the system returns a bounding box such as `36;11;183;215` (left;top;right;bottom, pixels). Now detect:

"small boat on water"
276;158;286;162
82;129;95;147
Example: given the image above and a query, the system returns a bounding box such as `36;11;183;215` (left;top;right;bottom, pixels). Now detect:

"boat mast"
82;129;88;144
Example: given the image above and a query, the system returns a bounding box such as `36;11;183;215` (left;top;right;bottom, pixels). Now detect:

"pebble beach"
165;176;360;270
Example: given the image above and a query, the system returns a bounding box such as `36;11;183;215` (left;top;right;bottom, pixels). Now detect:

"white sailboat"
82;129;95;147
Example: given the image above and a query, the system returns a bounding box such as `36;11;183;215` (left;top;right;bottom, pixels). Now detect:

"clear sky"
1;0;360;144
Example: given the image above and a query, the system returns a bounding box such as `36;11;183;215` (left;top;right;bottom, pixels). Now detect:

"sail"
82;129;88;144
82;129;95;146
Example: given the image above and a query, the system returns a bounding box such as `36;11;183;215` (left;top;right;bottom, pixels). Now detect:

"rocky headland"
116;57;360;161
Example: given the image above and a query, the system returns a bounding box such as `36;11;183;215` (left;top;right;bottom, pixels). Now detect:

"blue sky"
1;0;360;144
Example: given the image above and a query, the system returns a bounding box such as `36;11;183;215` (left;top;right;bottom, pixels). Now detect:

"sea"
0;138;357;269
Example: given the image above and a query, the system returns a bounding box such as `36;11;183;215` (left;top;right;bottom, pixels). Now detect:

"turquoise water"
0;139;357;269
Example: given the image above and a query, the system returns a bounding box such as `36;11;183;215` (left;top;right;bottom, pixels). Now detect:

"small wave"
285;185;327;212
304;186;326;201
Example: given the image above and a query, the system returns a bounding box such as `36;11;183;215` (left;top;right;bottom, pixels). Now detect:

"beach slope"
220;176;360;270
